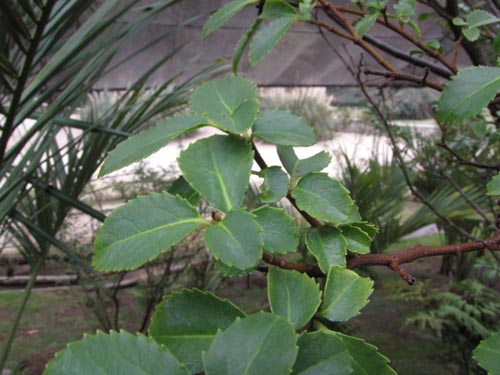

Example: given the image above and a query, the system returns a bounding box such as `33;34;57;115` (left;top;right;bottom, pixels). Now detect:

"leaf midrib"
322;276;358;315
295;187;349;222
105;217;205;249
447;71;500;114
208;139;233;211
242;319;280;375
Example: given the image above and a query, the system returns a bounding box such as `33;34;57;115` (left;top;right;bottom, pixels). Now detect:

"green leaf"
473;331;500;374
203;312;298;375
299;0;316;20
168;176;201;206
452;17;467;26
437;66;500;124
426;39;442;52
293;331;353;375
277;146;331;179
262;0;297;19
204;209;263;269
333;332;397;375
43;331;188;375
233;19;262;73
99;114;208;176
394;0;416;20
202;0;258;38
258;166;289;203
472;119;488;137
407;19;421;38
253;110;316;146
487;173;500;196
466;10;500;28
267;267;321;329
305;226;347;272
178;135;253;212
249;16;296;66
352;222;379;239
148;289;245;373
215;259;255;276
355;13;378;36
340;225;372;254
189;77;259;134
93;193;206;271
291;173;362;225
493;33;500;54
253;206;300;255
319;266;374;322
463;27;480;41
295;152;332;177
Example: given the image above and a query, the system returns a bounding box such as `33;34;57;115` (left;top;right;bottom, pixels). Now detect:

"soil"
0;255;478;375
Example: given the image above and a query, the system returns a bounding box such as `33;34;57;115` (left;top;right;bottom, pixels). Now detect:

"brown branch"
362;34;453;80
436;142;500;170
252;141;500;284
315;0;398;73
329;2;458;74
439;170;493;226
308;19;353;40
363;69;443;91
263;253;324;277
347;234;500;270
451;34;463;67
436;125;500;170
262;235;500;285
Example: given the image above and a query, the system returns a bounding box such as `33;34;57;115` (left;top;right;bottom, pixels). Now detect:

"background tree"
5;0;500;373
0;0;222;371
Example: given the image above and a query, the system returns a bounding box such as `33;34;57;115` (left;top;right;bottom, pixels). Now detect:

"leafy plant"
43;76;397;374
395;280;500;375
39;0;500;373
0;0;222;371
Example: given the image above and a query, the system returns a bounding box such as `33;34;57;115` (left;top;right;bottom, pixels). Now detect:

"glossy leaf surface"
203;312;298;375
43;331;188;375
149;289;245;373
233;18;262;73
250;16;296;66
168;175;201;205
341;225;371;254
293;331;353;375
253;110;315;146
267;267;321;329
437;66;500;124
258;166;289;203
334;332;397;375
292;173;361;225
189;76;258;133
261;0;297;19
319;266;374;322
204;210;263;269
277;146;331;179
99;114;208;176
473;331;500;374
356;13;378;36
178;135;253;212
306;226;347;272
253;206;299;255
93;193;205;271
202;0;258;38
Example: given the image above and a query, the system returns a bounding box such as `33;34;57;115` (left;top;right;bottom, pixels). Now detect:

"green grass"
0;234;462;374
0;289;98;371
